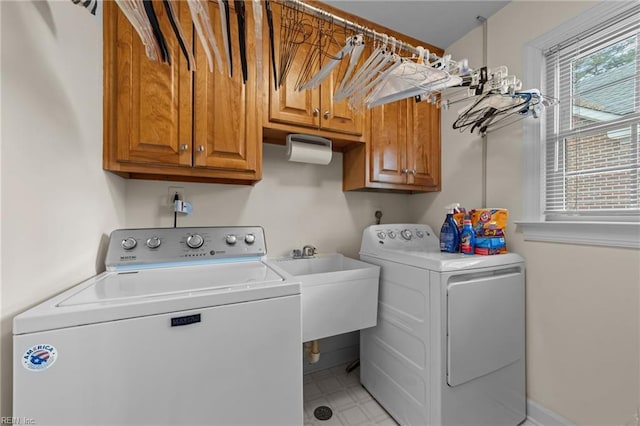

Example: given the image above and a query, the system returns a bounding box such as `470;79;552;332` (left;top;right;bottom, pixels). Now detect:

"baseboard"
526;399;575;426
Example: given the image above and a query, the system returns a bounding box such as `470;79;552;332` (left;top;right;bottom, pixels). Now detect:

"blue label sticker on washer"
22;344;57;371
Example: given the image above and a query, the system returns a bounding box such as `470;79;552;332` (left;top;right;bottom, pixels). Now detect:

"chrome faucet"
292;245;317;259
302;245;317;258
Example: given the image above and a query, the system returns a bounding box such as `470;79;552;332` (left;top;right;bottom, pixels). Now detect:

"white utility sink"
266;254;380;342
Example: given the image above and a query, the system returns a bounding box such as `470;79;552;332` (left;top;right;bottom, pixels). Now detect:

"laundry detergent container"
267;254;380;341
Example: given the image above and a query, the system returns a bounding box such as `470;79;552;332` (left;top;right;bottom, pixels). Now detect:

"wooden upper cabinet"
320;30;365;135
408;99;440;188
104;0;261;184
109;1;192;167
343;97;441;193
370;99;408;185
266;7;364;137
193;1;259;176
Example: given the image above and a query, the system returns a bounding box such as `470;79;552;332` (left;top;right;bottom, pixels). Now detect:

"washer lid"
59;261;285;306
13;261;299;335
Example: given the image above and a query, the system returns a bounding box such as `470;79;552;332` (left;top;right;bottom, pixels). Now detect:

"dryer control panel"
105;226;266;270
360;224;440;254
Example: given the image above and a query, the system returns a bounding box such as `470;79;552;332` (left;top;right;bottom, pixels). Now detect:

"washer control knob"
186;234;204;249
401;229;412;240
244;234;256;245
377;232;386;239
225;234;237;245
387;231;396;239
146;236;161;249
416;231;424;238
121;237;137;250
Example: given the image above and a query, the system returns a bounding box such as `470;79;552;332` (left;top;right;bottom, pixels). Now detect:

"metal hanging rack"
281;0;444;62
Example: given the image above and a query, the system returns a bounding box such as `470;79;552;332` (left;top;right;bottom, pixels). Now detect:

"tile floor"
303;362;398;426
303;362;536;426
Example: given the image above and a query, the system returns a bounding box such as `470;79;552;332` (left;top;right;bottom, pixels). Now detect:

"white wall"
0;1;126;416
125;144;412;258
411;2;640;424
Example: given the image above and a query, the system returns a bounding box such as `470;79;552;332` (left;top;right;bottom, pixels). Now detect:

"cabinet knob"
323;111;330;119
180;144;189;152
197;145;205;153
410;169;417;176
402;168;409;175
312;108;320;117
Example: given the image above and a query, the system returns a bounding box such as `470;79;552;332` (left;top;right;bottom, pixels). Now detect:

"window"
544;9;639;221
520;2;640;248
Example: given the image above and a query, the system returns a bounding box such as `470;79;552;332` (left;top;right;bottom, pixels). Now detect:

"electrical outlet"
168;186;185;205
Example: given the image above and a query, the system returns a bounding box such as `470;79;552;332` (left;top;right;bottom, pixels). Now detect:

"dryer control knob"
416;231;424;238
244;234;256;245
387;231;396;239
121;237;137;250
377;232;386;239
401;229;413;240
186;234;204;249
146;236;161;249
225;234;238;245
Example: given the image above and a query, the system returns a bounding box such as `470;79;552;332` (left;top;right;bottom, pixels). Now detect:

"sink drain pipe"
304;340;320;364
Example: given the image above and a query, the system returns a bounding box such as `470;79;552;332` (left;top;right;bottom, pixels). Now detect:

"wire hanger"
278;0;310;87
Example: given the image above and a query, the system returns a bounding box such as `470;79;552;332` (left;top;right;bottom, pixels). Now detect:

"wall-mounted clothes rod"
282;0;443;63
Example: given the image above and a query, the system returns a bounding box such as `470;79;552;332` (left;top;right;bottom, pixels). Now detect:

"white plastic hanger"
115;0;161;61
252;0;264;80
187;0;223;73
365;46;449;107
336;36;400;102
334;34;390;101
298;34;365;91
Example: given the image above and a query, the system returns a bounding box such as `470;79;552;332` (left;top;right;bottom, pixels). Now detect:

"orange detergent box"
469;208;509;254
471;208;508;237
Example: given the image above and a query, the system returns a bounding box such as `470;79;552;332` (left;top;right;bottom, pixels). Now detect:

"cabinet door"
370;100;409;184
319;31;365;136
407;99;441;188
268;8;319;128
193;1;259;176
109;1;192;167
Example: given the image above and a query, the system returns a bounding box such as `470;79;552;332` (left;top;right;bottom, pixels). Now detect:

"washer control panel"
361;224;440;253
106;226;267;270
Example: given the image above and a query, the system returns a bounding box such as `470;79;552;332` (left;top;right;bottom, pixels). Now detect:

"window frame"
519;1;640;249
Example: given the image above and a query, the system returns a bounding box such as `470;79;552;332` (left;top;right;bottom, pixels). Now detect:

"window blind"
543;6;640;220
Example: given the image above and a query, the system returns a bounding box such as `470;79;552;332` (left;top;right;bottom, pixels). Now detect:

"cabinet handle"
402;168;409;175
197;145;205;153
312;108;320;117
180;144;189;152
323;111;330;119
410;169;417;176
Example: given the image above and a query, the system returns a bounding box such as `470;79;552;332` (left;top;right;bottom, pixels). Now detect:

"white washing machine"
13;226;302;426
359;224;525;426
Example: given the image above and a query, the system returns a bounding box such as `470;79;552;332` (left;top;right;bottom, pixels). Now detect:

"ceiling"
321;1;510;49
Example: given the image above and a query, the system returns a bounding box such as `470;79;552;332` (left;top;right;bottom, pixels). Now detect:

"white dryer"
359;224;525;426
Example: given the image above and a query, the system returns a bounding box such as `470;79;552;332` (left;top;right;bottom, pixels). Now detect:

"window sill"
515;221;640;249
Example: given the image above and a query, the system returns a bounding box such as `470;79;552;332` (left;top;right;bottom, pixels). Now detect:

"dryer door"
446;265;524;387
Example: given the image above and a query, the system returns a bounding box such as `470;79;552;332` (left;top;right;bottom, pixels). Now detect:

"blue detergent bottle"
440;204;460;253
460;215;476;255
